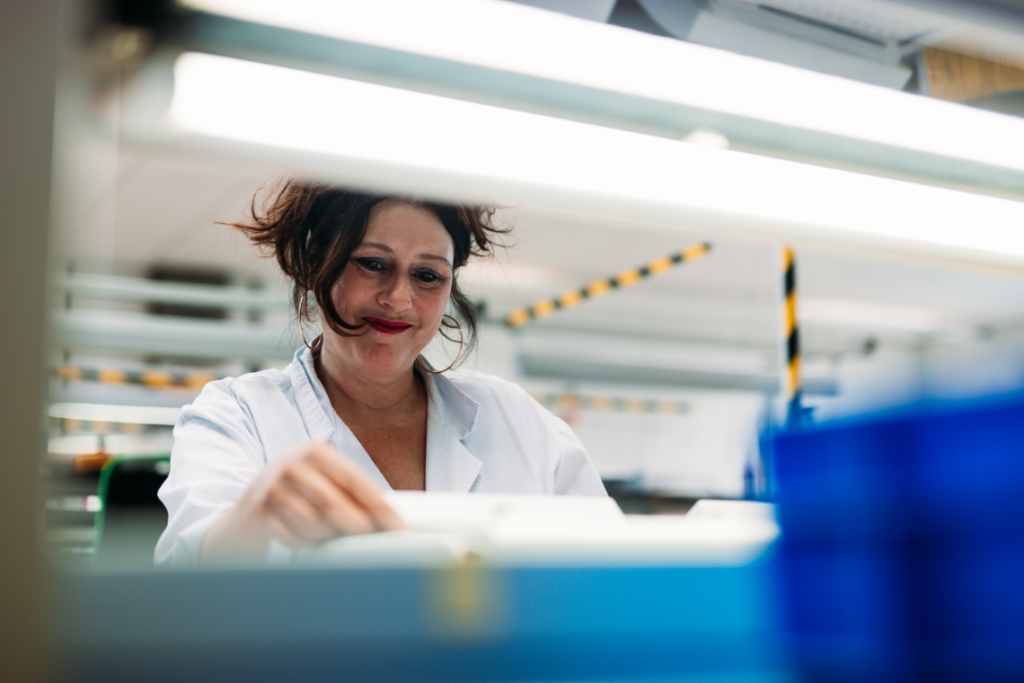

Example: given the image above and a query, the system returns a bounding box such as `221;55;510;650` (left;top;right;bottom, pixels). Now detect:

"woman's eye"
356;258;386;271
417;269;444;284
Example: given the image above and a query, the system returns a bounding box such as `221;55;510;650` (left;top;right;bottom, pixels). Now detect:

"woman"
156;181;606;566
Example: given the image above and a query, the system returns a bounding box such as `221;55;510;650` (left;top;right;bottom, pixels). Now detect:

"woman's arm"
156;382;401;567
551;417;608;496
201;442;403;564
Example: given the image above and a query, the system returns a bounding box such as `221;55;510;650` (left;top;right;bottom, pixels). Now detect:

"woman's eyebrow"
418;254;453;266
358;242;451;266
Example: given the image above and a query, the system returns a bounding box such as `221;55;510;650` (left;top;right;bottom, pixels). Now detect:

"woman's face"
323;201;455;380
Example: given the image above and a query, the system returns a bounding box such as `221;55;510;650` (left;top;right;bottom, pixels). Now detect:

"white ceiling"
53;140;1024;356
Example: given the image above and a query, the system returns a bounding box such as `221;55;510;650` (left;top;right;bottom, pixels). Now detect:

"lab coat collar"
292;348;482;493
416;357;480;439
290;346;336;444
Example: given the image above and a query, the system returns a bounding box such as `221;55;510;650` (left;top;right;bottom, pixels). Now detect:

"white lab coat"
155;346;606;566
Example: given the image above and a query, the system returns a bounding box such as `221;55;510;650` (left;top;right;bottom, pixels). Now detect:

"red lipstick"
364;317;412;335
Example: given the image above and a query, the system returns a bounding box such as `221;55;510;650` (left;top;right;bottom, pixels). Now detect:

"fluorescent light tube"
179;0;1024;175
168;52;1024;263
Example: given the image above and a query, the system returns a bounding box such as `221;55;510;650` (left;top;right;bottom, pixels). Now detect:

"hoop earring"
420;314;464;374
299;291;323;352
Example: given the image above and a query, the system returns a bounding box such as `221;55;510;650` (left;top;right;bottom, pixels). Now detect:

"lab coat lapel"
331;421;393;492
425;418;482;493
290;347;335;444
421;362;481;493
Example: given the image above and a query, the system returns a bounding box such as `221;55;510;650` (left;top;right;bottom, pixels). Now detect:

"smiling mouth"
364;317;413;334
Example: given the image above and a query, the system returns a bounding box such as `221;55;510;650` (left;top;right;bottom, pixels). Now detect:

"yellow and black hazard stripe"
783;247;802;424
55;366;219;390
53;418;149;434
505;242;712;328
529;391;689;415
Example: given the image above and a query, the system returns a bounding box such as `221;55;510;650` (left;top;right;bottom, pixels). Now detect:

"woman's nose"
379;272;413;310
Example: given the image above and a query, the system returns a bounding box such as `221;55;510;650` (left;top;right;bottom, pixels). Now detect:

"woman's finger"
308;443;405;532
264;514;314;550
281;461;348;511
282;463;376;536
264;481;336;542
320;486;378;536
267;497;333;546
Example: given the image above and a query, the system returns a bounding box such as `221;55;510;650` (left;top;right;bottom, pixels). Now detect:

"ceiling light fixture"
178;0;1024;176
167;52;1024;266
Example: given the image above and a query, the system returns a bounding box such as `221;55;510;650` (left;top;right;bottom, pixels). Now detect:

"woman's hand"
202;442;404;564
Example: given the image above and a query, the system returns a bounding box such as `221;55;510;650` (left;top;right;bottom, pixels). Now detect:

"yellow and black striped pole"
783;247;802;426
505;242;712;328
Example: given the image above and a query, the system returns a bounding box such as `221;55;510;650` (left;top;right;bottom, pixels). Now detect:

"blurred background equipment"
92;457;170;569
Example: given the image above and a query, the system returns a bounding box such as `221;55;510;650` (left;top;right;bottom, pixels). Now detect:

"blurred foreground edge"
52;563;789;683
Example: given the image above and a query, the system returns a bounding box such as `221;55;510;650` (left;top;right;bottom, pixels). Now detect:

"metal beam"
51;309;301;361
60;272;286;311
519;353;839;395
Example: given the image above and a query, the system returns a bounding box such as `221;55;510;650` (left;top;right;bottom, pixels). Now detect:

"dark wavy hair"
228;180;506;359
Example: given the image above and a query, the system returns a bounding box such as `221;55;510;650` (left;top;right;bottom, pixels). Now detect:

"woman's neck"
314;348;425;423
